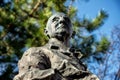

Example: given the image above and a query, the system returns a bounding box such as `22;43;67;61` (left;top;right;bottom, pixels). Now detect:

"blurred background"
0;0;120;80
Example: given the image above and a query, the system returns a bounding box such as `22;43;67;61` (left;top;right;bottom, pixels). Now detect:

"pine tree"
0;0;110;79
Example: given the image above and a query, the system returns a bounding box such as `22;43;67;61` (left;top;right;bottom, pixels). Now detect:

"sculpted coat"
14;13;99;80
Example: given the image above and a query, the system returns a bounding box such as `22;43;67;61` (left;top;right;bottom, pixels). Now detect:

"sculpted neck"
49;38;70;48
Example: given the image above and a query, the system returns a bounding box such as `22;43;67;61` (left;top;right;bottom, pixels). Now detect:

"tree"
98;26;120;80
87;26;120;80
0;0;110;79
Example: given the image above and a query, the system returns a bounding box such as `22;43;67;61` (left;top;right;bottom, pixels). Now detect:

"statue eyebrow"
52;17;59;22
53;17;59;20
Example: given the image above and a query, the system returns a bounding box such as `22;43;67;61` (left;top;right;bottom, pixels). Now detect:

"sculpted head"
45;13;73;42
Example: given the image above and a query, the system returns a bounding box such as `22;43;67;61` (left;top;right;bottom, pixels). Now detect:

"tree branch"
67;0;74;16
29;0;42;16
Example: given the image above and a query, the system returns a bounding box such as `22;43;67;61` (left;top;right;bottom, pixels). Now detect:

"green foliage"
0;0;110;79
76;10;108;32
90;10;108;31
96;37;110;53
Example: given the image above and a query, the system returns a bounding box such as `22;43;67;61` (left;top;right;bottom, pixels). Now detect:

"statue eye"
52;17;59;22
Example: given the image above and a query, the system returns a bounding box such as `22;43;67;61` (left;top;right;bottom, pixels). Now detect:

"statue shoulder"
21;47;46;57
19;47;48;63
24;46;53;59
17;47;51;74
19;46;52;63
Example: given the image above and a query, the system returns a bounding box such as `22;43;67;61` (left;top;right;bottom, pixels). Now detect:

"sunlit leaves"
78;10;108;32
90;10;108;31
68;7;77;18
96;37;110;53
52;0;66;12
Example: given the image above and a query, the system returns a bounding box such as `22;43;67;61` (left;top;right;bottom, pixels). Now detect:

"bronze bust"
14;13;99;80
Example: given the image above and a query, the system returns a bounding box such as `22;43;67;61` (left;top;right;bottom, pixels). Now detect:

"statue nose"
59;17;65;24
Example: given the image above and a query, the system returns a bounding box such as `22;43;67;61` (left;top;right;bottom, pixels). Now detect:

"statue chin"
54;31;69;41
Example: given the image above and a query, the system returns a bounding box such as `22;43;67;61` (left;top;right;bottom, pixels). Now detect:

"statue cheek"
50;24;56;32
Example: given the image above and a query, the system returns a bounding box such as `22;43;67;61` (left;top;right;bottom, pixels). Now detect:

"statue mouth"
60;31;67;36
55;30;66;35
55;30;70;39
54;31;68;41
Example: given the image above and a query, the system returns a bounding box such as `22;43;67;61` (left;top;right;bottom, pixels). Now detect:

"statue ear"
44;28;48;34
44;29;50;38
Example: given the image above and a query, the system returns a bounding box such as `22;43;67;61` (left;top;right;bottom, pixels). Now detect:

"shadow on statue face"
45;13;73;40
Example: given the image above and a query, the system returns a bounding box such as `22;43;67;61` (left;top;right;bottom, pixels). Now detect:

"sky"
74;0;120;38
73;1;120;79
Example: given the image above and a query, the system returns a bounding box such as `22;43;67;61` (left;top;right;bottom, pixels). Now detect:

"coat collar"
44;38;82;59
45;38;68;50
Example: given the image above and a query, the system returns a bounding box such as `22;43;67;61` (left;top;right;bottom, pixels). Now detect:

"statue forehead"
49;13;68;20
46;13;72;30
46;13;69;28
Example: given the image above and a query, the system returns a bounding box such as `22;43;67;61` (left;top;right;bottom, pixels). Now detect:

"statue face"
45;13;73;40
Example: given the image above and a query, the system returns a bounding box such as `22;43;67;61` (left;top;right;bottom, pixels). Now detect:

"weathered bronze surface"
14;13;99;80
